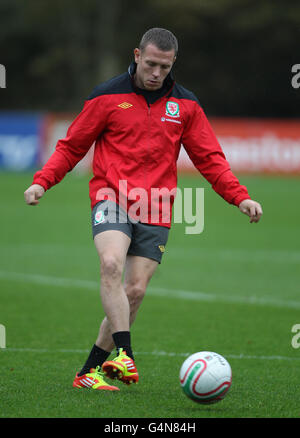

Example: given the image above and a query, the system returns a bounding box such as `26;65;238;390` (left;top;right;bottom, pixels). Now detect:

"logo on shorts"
158;245;165;253
94;210;106;225
166;101;180;118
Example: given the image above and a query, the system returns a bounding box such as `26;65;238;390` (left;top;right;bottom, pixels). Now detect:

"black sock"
112;331;134;361
78;344;111;376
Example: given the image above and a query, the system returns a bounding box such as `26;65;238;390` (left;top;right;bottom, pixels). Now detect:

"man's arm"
24;95;107;204
182;103;263;223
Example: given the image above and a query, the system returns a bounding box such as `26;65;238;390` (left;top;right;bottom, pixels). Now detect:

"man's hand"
239;199;263;223
24;184;45;206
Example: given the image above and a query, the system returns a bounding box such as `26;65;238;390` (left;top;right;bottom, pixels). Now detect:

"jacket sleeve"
181;102;251;207
32;96;107;191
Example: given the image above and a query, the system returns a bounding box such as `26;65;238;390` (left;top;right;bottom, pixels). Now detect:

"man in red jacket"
24;28;262;391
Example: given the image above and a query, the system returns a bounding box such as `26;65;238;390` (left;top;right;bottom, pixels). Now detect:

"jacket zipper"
146;102;151;193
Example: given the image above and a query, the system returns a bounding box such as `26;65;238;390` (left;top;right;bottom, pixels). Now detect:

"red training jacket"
32;62;251;227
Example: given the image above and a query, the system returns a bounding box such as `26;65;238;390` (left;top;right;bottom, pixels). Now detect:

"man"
24;28;263;392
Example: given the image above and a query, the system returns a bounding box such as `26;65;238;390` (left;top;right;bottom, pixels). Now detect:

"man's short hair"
139;28;178;56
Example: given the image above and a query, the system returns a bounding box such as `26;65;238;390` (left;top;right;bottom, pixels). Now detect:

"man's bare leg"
94;230;131;336
96;255;158;351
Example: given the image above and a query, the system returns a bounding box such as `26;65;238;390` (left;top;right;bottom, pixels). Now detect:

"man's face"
134;43;176;91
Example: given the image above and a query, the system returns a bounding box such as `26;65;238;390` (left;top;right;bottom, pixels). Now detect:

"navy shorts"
91;200;169;264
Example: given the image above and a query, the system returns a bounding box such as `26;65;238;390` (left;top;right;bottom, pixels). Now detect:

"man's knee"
125;281;147;307
100;254;123;280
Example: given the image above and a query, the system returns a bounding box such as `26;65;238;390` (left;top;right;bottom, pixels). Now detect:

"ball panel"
180;358;206;385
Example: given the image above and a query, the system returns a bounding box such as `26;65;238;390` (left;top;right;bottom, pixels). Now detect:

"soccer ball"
179;351;232;404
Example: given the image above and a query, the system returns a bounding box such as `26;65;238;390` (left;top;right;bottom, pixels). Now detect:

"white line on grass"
170;246;300;264
3;243;300;264
0;270;97;290
1;270;300;309
2;347;300;362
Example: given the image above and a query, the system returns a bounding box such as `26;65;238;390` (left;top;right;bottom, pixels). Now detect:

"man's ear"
134;48;140;63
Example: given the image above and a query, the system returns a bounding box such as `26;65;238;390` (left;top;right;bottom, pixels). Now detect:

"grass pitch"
0;171;300;418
